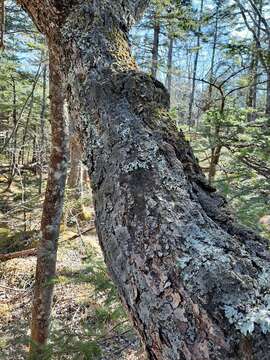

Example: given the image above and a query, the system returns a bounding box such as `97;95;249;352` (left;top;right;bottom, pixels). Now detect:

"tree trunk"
29;41;68;359
19;92;34;165
151;12;160;79
0;0;4;49
207;0;219;105
6;75;18;190
165;36;174;98
19;63;42;165
19;1;270;359
39;63;47;194
266;75;270;116
246;51;258;121
188;0;204;126
208;144;222;185
246;1;261;122
31;126;37;165
67;133;82;195
236;0;270;118
266;50;270;117
66;131;85;219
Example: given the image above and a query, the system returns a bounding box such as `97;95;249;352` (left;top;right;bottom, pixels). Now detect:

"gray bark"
18;1;270;359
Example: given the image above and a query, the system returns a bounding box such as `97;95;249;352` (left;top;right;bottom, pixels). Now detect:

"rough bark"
18;1;270;359
29;41;68;359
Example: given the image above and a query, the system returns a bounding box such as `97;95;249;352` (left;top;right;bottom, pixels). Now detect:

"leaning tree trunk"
19;1;270;359
29;41;68;359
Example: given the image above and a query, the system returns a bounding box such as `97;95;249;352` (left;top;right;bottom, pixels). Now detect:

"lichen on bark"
17;1;270;359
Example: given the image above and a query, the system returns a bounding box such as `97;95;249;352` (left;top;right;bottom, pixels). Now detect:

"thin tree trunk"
151;12;160;78
208;96;224;185
165;36;174;97
6;76;18;190
66;132;85;218
67;133;82;194
31;126;37;165
19;63;42;164
188;0;204;126
208;143;222;185
236;0;270;117
39;64;47;194
11;76;17;160
246;1;261;121
208;0;219;105
19;1;270;359
19;93;34;165
0;0;4;49
266;39;270;116
29;43;68;359
266;71;270;116
246;53;257;118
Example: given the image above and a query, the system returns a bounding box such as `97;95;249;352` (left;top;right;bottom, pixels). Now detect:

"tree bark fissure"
17;1;270;359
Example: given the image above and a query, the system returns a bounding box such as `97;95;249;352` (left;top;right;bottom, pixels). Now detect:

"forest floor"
0;175;142;360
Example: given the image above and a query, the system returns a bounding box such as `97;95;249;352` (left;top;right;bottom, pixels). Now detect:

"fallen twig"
0;225;96;262
0;248;37;262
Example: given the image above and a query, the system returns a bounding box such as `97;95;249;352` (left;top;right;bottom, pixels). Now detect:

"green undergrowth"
28;244;132;359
